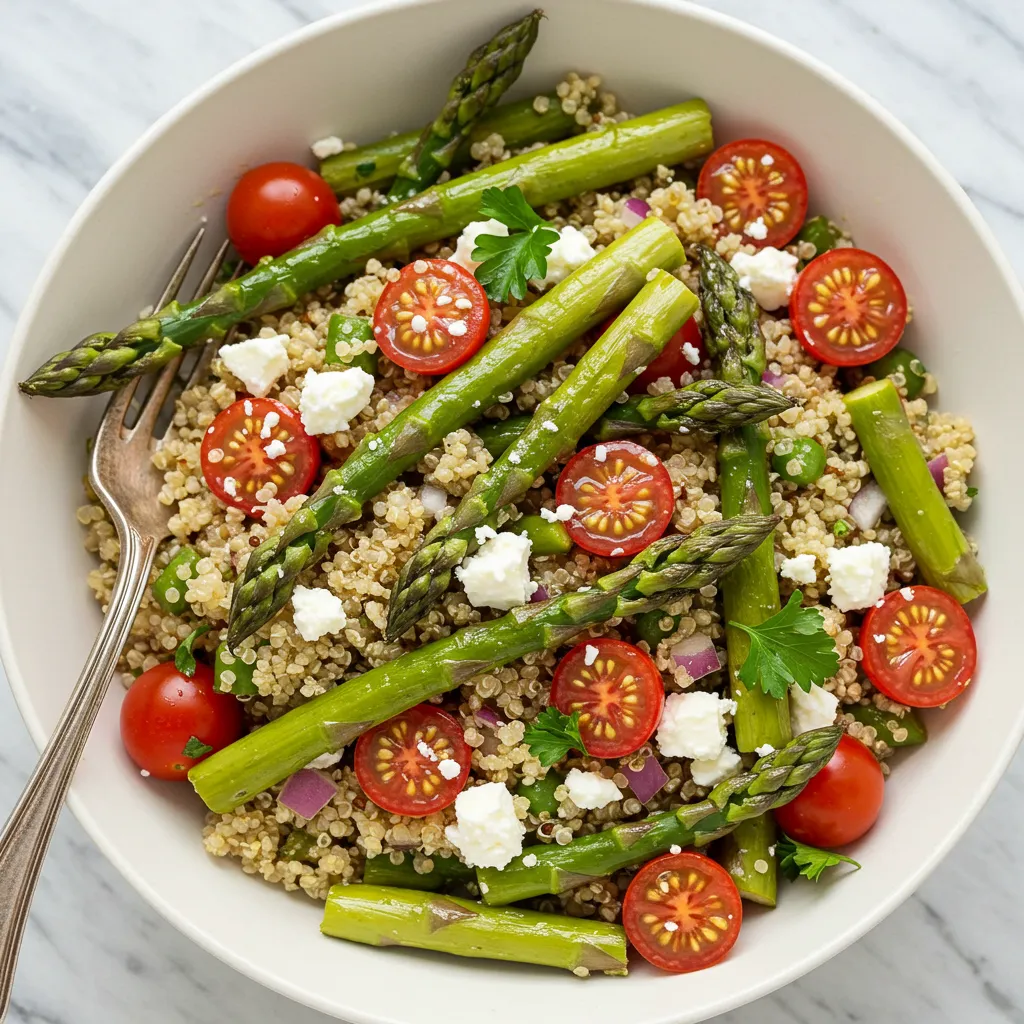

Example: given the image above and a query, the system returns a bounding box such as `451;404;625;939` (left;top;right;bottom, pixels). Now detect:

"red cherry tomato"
697;139;808;249
556;440;674;557
373;259;491;375
354;705;470;817
550;639;664;759
624;851;743;973
226;161;341;265
120;661;243;781
791;248;908;366
861;586;976;708
775;734;885;848
200;397;320;518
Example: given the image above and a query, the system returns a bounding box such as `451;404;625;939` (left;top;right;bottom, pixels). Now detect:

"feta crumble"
531;226;596;288
445;782;524;868
310;135;344;159
689;745;743;787
584;644;598;666
450;219;509;272
780;552;817;585
291;585;347;642
682;342;701;365
260;410;280;439
542;420;559;432
743;217;768;240
539;504;575;523
263;439;287;460
656;691;737;760
299;367;375;435
522;853;538;868
755;744;775;757
455;531;537;609
219;334;290;397
416;740;438;762
564;768;622;810
826;542;891;611
789;683;840;735
419;484;449;519
305;751;342;770
438;758;462;781
729;247;799;311
594;445;608;462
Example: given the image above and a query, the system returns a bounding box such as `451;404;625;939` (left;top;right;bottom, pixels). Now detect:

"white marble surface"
2;0;1023;1021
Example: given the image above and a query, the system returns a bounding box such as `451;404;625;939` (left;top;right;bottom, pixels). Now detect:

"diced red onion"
474;706;504;730
670;633;722;681
762;369;786;389
530;585;549;603
279;769;337;820
621;197;651;228
848;478;888;531
928;452;948;491
623;756;669;804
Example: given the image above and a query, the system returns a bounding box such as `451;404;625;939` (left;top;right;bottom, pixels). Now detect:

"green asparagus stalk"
719;815;778;906
844;379;986;603
699;246;791;753
321;885;628;975
477;726;841;906
227;219;684;648
191;515;776;813
362;854;474;892
507;515;573;556
278;827;318;863
387;11;543;201
324;313;377;375
384;270;698;640
20;100;711;399
319;92;579;195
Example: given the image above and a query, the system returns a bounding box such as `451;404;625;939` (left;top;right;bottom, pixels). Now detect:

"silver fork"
0;228;230;1020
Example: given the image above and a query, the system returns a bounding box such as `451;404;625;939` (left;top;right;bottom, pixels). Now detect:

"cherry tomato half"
697;139;808;249
226;161;341;265
861;586;976;708
791;248;908;367
354;705;470;817
630;318;706;394
624;851;743;973
373;259;490;375
550;639;665;759
120;661;243;781
774;734;884;848
556;440;674;557
201;397;320;518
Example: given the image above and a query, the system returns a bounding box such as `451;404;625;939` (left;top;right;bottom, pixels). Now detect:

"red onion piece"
623;756;669;804
762;369;786;389
670;633;722;681
848;478;888;531
928;452;948;491
279;769;337;820
530;585;549;603
474;706;504;730
621;197;651;228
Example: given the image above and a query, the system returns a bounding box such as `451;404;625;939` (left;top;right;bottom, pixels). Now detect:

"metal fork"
0;228;230;1020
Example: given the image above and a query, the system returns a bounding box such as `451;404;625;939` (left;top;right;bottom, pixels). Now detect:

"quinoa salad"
25;10;985;978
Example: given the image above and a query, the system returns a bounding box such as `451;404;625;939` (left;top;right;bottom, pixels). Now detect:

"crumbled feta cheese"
259;410;280;439
456;531;537;609
305;751;342;770
531;226;596;288
522;852;538;867
901;587;916;601
539;504;575;523
872;633;886;644
219;334;290;397
542;420;559;432
474;525;497;545
755;744;775;757
729;247;800;311
311;135;344;159
761;153;775;166
656;691;737;760
826;542;891;611
790;683;840;735
263;439;287;460
243;399;253;416
594;445;608;462
299;367;375;435
744;217;769;240
682;342;701;365
416;740;438;762
689;745;743;787
438;758;462;781
584;644;598;666
669;844;682;855
780;553;817;585
445;782;524;868
507;452;521;464
564;768;622;810
291;585;347;642
450;219;509;272
223;476;238;498
419;484;449;519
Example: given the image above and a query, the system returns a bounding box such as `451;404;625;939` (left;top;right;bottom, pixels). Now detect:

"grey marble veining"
1;1;1022;1021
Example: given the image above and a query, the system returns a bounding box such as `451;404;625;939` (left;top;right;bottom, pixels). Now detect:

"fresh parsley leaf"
523;707;586;767
730;591;840;700
174;624;211;678
478;185;549;232
181;735;214;759
778;834;861;882
966;485;979;498
832;520;851;538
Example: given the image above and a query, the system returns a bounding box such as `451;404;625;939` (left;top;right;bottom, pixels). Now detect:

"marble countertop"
2;0;1022;1021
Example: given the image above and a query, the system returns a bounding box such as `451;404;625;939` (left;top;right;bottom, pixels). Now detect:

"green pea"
515;771;564;817
153;546;200;615
797;215;844;260
865;347;928;400
634;608;680;651
846;703;927;747
771;437;828;485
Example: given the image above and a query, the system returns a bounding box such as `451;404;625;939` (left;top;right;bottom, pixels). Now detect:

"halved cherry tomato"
624;851;743;973
226;162;341;265
861;586;976;708
556;440;674;557
630;318;706;394
201;397;320;517
354;705;470;817
774;734;884;848
697;139;808;249
373;259;490;375
791;248;908;367
120;661;243;781
549;639;664;759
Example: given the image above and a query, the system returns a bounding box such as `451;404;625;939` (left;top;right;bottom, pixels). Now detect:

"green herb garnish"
778;834;861;882
523;707;586;767
966;486;979;498
182;735;214;759
174;624;211;678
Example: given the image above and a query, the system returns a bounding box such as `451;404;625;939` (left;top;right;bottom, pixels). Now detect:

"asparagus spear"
700;246;791;755
844;379;986;603
321;885;628;975
506;515;573;555
319;93;578;195
719;815;778;906
476;726;841;906
362;854;474;892
227;219;684;647
384;270;699;640
19;101;712;398
386;10;543;202
190;515;777;812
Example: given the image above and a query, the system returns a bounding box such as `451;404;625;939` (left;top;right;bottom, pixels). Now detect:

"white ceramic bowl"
3;1;1023;1021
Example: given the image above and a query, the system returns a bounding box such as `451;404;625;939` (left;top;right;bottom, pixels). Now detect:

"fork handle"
0;530;157;1020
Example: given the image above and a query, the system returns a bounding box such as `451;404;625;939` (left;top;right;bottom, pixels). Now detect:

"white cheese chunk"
438;758;462;781
305;751;342;770
564;768;622;810
299;367;375;435
743;217;769;240
532;226;596;289
539;503;575;523
291;585;347;642
689;745;743;787
656;691;737;761
780;553;817;585
311;135;344;159
826;542;891;611
263;438;287;460
419;484;449;519
755;743;776;757
444;782;524;868
455;531;536;609
729;246;799;311
219;334;290;397
789;683;840;735
450;219;509;272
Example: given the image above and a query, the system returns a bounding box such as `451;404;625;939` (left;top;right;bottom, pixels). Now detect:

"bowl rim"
3;0;1023;1020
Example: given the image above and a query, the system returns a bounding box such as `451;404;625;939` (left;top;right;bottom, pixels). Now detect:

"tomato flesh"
774;734;884;848
226;161;341;265
354;705;470;817
550;639;664;759
201;397;320;518
861;586;976;708
556;440;674;557
697;139;808;249
791;248;908;366
624;851;742;973
120;662;243;781
629;318;706;394
373;259;491;375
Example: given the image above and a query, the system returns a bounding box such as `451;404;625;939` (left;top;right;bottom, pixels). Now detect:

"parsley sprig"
523;707;586;767
182;735;214;759
471;186;559;303
174;624;211;678
778;834;861;882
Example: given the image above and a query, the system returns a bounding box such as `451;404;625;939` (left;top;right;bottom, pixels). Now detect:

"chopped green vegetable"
475;415;530;458
514;771;564;817
325;313;377;375
832;520;851;538
362;853;474;891
865;346;928;401
182;735;213;759
214;640;263;696
967;485;979;499
771;436;827;486
506;515;573;556
796;215;844;260
522;707;585;767
778;834;861;882
279;827;318;863
174;625;211;678
730;591;840;700
634;608;680;652
846;703;927;747
153;546;200;615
